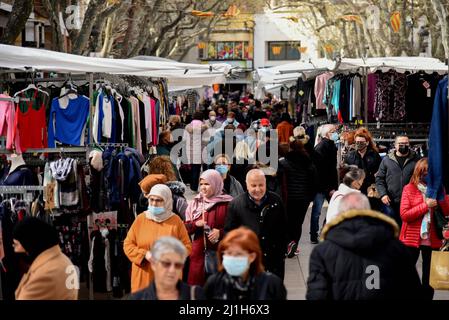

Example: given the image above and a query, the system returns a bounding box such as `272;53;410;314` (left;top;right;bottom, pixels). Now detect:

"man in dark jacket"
309;124;339;244
224;169;288;280
306;193;423;300
375;135;420;227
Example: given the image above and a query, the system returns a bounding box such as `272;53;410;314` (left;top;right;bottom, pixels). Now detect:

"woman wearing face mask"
13;217;79;300
400;158;449;300
124;184;192;293
344;128;381;195
184;169;233;286
213;154;244;198
204;227;287;300
326;165;366;223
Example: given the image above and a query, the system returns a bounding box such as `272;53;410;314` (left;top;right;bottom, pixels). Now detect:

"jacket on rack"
427;76;448;201
400;183;449;249
375;150;420;204
0;94;20;150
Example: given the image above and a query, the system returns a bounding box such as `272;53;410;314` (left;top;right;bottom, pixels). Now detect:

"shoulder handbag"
203;210;218;276
433;205;449;240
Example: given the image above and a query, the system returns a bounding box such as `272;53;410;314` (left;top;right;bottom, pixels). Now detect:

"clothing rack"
0;147;88;154
89;143;129;148
0;185;44;193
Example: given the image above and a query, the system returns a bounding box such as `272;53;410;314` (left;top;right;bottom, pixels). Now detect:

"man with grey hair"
337;192;371;214
127;237;205;300
306;192;423;300
224;169;288;280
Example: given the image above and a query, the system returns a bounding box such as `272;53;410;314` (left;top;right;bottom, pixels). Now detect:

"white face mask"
100;228;109;238
227;118;234;123
210;116;216;122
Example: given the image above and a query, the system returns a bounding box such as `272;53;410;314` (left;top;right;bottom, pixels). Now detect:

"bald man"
224;169;288;280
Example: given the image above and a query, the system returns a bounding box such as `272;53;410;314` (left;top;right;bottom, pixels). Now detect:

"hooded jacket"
375;150;420;204
306;210;423;300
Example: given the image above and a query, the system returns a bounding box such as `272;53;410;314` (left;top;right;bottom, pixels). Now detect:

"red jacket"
184;202;229;286
399;183;449;249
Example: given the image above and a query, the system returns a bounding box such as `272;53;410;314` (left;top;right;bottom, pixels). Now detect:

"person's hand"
145;251;152;262
381;195;391;206
195;220;205;227
426;198;437;208
207;228;220;244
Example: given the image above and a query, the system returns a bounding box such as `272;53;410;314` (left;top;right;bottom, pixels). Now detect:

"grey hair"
315;124;335;145
246;168;266;183
150;236;187;262
342;168;366;187
338;192;371;214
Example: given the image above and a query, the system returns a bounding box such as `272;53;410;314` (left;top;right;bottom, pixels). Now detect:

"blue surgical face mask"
215;165;229;176
331;132;339;142
147;205;165;215
222;255;250;277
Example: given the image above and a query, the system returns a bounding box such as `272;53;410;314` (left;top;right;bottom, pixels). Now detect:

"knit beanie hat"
13;217;59;262
139;174;168;194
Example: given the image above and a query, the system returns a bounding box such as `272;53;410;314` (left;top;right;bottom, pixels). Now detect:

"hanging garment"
93;92;115;143
50;158;75;181
0;94;21;151
352;75;363;120
314;72;334;110
138;98;148;154
13;90;47;152
129;96;142;154
43;162;60;210
0;165;36;186
48;95;90;147
142;94;153;146
374;70;407;121
367;73;378;122
405;72;443;123
427;76;448;201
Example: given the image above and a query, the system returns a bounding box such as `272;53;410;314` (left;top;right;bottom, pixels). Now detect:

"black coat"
375;150;420;204
344;148;382;194
306;210;423;300
204;271;286;300
224;192;288;280
126;281;205;300
278;151;318;203
312;138;338;194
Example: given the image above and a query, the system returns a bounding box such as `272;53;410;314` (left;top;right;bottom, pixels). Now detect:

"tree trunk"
0;0;33;44
72;0;105;55
100;17;114;57
431;0;449;59
121;0;139;58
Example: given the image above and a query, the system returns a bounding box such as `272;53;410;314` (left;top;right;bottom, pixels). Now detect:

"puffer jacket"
306;210;423;300
400;183;449;249
375;150;420;204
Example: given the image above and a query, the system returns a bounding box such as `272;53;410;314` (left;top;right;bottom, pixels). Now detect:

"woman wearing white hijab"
124;184;192;293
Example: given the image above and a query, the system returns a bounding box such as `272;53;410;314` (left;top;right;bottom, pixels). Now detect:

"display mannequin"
9;153;26;174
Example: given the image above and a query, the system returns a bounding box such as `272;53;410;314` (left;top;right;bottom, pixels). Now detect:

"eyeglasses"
158;260;184;270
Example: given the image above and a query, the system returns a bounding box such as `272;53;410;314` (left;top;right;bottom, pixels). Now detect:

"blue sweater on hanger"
427;76;448;201
48;96;90;147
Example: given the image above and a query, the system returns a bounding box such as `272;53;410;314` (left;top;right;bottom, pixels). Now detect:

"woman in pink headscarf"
184;169;233;286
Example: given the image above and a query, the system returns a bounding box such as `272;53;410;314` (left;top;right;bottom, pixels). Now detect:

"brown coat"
124;213;192;293
276;121;294;144
15;245;79;300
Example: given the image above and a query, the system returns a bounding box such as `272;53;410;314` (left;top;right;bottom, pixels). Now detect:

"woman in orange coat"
276;113;294;145
124;182;192;293
400;158;449;300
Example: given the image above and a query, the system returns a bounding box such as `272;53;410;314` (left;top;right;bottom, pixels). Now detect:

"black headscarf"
13;217;59;262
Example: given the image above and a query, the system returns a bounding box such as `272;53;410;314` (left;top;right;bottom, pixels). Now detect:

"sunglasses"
158;260;184;270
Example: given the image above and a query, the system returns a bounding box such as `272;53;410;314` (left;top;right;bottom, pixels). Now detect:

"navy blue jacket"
427;76;448;201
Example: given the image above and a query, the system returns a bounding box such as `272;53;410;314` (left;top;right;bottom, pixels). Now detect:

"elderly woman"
127;237;205;300
13;217;79;300
204;227;286;300
185;169;233;286
124;184;192;293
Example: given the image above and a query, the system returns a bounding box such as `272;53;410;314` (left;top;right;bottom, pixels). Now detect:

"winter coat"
375;150;420;204
126;280;205;300
184;201;230;286
183;120;208;164
306;210;423;300
276;121;294;144
223;174;244;198
166;181;188;220
15;245;78;300
311;138;338;194
326;183;360;223
344;148;382;194
400;183;449;249
278;151;318;204
225;192;288;280
428;76;448;200
204;271;286;300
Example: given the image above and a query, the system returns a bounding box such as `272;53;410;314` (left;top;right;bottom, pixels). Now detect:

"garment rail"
89;143;129;148
0;147;88;154
0;186;45;193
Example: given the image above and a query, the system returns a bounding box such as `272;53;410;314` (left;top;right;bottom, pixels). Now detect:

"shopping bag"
204;248;218;275
430;250;449;290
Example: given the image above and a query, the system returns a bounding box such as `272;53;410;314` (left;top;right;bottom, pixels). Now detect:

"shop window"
268;41;301;61
200;41;250;60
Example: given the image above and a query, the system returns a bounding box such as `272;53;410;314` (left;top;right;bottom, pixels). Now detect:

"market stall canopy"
0;44;231;85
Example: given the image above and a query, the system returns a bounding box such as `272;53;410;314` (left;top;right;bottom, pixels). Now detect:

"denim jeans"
310;192;326;238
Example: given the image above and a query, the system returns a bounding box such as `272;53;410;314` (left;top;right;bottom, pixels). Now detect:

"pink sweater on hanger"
0;94;21;150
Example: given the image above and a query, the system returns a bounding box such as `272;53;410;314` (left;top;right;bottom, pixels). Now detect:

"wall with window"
254;13;318;69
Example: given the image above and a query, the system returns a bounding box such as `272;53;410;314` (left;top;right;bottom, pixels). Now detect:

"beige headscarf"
145;184;175;223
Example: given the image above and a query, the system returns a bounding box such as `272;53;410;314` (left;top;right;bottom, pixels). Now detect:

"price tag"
427;88;432;98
